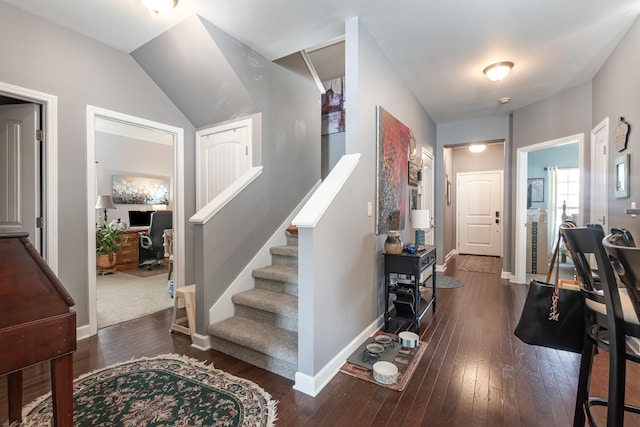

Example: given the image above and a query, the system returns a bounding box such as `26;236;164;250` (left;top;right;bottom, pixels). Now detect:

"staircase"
207;230;299;379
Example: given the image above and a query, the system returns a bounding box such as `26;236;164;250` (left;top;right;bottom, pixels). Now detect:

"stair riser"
209;336;297;380
235;305;297;332
286;234;298;247
271;253;298;267
254;277;298;297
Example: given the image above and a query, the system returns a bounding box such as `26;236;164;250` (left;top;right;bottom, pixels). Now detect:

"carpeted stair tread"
208;317;297;364
252;265;298;284
232;288;297;317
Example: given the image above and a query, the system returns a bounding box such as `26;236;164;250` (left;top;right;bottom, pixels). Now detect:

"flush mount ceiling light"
469;144;487;153
142;0;178;14
498;97;511;104
483;61;514;82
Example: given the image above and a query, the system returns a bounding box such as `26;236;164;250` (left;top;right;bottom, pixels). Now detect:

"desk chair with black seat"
560;226;640;426
138;210;173;269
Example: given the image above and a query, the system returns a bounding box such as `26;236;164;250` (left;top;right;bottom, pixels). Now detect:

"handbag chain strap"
546;222;576;295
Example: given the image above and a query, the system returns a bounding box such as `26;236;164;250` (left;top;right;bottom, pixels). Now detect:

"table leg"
432;263;437;312
8;370;23;424
50;354;74;427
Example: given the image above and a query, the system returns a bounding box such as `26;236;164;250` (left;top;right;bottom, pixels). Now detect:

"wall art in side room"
321;77;345;135
112;175;169;205
376;106;410;234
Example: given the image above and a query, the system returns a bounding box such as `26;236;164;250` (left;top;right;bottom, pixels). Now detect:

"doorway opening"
514;133;584;284
86;105;185;336
0;82;58;272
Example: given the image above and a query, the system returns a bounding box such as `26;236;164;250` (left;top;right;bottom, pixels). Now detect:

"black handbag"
514;224;586;353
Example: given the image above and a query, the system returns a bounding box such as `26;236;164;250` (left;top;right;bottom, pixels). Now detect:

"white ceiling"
5;0;640;124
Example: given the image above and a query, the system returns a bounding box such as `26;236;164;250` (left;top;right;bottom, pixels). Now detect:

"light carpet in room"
17;354;277;427
456;255;497;273
97;271;173;328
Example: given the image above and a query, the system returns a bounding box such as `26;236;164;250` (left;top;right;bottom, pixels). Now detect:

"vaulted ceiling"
4;0;640;124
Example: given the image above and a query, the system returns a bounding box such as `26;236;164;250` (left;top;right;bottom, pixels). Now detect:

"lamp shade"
411;209;430;229
95;195;116;210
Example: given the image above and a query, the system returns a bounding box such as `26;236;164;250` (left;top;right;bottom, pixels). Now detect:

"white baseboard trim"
191;333;211;351
437;249;457;272
293;317;382;396
501;270;511;280
77;324;91;341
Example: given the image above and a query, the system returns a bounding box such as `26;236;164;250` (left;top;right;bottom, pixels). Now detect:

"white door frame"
590;118;609;228
0;81;58;273
514;133;584;284
86;105;185;336
420;147;434;244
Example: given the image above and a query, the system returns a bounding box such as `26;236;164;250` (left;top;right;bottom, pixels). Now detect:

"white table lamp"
95;195;116;224
411;209;430;245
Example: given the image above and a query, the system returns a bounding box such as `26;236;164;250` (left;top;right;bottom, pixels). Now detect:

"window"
555;168;579;228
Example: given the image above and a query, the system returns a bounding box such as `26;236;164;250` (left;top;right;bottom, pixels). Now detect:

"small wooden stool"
170;284;196;336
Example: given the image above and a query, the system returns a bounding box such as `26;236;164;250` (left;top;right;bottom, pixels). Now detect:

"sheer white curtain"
546;166;559;257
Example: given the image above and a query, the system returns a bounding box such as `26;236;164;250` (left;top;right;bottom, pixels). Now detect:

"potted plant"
96;223;123;273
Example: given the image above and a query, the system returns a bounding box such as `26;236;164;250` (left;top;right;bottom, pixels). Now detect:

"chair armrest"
138;232;152;249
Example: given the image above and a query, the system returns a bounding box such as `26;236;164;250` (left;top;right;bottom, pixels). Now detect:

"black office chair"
561;226;640;426
139;210;173;269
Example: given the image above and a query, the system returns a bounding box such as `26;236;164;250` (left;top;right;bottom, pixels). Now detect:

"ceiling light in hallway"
142;0;178;14
468;144;487;153
498;97;511;104
483;61;514;81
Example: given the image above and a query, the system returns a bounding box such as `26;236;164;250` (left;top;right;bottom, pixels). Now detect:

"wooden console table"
383;246;437;334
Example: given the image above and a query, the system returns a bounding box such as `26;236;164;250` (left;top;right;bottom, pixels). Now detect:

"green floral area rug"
18;354;277;427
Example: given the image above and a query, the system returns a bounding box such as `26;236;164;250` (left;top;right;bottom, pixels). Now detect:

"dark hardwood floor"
2;256;640;426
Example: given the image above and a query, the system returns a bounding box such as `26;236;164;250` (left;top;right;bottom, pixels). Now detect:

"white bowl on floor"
399;331;419;348
373;361;398;384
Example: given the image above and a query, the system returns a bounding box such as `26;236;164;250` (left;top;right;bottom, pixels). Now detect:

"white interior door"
457;171;503;256
0;103;40;250
421;149;434;245
591;118;608;229
197;119;251;209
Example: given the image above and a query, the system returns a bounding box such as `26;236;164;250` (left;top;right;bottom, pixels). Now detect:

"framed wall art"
112;175;170;205
615;154;630;198
321;77;345;135
528;178;544;203
376;106;410;234
408;161;419;186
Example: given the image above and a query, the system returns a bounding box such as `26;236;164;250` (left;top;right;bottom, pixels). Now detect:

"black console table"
383;246;437;333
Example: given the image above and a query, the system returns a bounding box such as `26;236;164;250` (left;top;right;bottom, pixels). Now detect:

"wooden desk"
0;232;76;426
115;228;147;271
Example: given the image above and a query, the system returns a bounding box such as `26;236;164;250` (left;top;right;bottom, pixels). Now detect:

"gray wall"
296;17;437;377
0;2;195;327
151;17;321;332
511;81;592;274
593;15;640;233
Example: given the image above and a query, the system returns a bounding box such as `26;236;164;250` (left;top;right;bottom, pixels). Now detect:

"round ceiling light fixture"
142;0;178;14
468;144;487;153
483;61;514;82
498;97;511;104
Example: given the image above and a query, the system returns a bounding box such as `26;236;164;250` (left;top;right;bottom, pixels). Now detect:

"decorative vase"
384;230;404;254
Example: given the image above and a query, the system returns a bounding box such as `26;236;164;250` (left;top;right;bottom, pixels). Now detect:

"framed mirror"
615;154;630;198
